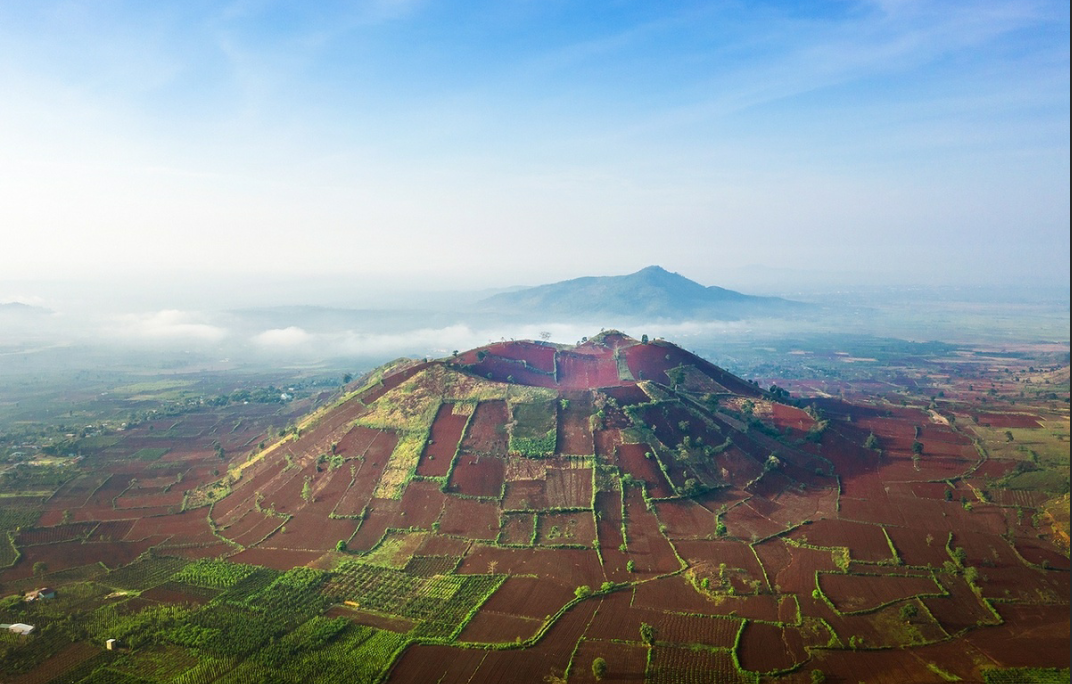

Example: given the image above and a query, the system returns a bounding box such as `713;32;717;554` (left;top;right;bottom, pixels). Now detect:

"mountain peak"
449;334;765;395
479;267;804;320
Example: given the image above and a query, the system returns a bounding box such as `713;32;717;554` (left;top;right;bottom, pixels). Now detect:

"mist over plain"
2;269;1068;382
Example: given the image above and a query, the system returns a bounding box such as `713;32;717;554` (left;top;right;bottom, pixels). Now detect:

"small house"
24;587;56;602
1;623;35;636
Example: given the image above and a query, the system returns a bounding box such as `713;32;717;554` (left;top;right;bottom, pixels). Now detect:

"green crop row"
102;554;189;592
173;558;259;589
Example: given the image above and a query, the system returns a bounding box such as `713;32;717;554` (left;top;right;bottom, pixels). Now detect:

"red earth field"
1;332;1067;684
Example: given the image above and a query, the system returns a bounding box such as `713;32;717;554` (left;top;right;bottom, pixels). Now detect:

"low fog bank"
1;279;1068;381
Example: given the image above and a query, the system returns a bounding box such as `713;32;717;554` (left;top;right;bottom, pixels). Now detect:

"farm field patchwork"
0;333;1067;683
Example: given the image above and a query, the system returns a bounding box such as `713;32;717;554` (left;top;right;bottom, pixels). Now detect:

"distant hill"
479;265;806;320
0;302;51;315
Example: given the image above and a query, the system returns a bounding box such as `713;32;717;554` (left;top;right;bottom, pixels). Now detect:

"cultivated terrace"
1;332;1068;683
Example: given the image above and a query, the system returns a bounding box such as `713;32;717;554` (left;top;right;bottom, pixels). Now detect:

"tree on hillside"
640;622;656;646
592;657;608;680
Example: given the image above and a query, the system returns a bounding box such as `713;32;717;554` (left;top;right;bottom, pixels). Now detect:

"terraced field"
1;333;1067;683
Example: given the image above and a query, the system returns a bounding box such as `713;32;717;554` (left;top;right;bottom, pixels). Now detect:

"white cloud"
253;326;313;347
112;309;229;342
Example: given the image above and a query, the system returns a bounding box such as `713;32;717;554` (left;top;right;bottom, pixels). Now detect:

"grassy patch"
982;667;1070;684
76;435;123;450
132;447;170;461
103;555;189;592
172;559;259;589
510;400;557;457
360;530;429;569
111;379;197;398
1004;469;1070;493
0;531;17;566
373;432;427;499
0;509;43;530
356;377;441;432
323;560;504;639
971;424;1070;466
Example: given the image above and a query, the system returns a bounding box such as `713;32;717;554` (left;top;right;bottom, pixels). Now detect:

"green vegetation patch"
45;653;121;684
112;379;198;398
241;567;331;626
1;467;75;494
972;424;1070;466
0;508;40;567
211;622;407;684
187;622;403;684
373;432;428;499
71;570;384;679
323;560;504;639
615;350;635;382
103;555;189;592
1002;469;1071;494
356;376;441;432
76;435;124;451
983;667;1070;684
169;603;276;656
0;532;18;567
165;568;331;657
360;530;429;569
172;558;260;589
279;624;407;684
510;400;557;457
132;447;170;461
161;656;234;684
215;566;281;604
7;581;112;621
358;365;556;433
107;644;202;682
0;508;42;530
85;602;197;651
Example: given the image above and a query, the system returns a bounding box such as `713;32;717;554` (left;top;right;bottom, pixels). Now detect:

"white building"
1;623;35;636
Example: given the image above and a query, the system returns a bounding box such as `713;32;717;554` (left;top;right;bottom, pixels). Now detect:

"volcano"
164;331;1069;683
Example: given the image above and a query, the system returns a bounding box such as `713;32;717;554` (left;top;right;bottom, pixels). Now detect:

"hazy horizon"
1;2;1068;369
3;266;1068;378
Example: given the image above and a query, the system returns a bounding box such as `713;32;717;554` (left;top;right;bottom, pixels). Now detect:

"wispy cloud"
605;0;1058;136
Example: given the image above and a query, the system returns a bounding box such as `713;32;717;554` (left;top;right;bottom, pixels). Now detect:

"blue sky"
1;0;1068;292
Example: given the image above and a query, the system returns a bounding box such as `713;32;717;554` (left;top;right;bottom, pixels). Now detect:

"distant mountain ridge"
0;302;51;315
479;266;805;320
